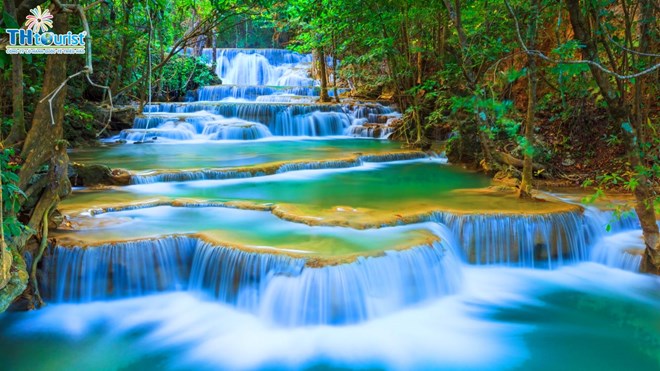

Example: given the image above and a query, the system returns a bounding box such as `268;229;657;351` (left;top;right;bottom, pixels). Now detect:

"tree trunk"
2;0;26;146
109;36;130;94
442;0;485;167
519;0;540;198
109;2;132;95
318;48;331;102
212;32;218;74
157;29;166;99
437;12;448;67
443;0;477;86
0;10;71;312
566;0;659;273
0;162;10;290
635;0;659;274
332;34;339;103
19;16;69;190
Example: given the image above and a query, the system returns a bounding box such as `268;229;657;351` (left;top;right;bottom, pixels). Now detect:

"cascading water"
111;48;399;142
10;46;658;370
208;48;315;86
129;151;426;184
39;198;643;326
429;208;639;268
43;237;197;302
42;232;462;326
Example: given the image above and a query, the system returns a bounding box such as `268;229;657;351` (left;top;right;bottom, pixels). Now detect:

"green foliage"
158;55;221;101
504;67;527;83
604;134;621;146
62;104;96;146
73;0;263;103
1;118;13;138
0;12;18;70
1;149;27;241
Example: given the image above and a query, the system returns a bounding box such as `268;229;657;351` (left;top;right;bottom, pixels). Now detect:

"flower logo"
24;6;54;33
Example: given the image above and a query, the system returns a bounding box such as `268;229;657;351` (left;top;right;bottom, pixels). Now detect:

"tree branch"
503;0;660;80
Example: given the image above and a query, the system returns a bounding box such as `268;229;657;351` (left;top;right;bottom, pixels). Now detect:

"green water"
57;206;436;255
62;161;493;215
62;160;575;228
6;42;657;371
70;139;404;171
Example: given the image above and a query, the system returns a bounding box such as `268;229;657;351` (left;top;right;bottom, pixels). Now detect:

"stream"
1;48;658;370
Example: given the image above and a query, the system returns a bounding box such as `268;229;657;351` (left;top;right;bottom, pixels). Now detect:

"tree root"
29;209;50;308
493;150;544;171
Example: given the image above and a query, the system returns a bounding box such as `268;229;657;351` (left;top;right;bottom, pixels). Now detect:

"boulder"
48;209;64;229
69;163;131;186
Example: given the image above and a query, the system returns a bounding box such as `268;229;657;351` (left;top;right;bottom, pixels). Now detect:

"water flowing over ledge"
112;47;400;142
196;85;350;101
119;103;397;141
130;151;428;184
42;235;461;326
139;103;390;128
428;209;639;267
41;205;643;329
203;48;315;86
60;194;639;271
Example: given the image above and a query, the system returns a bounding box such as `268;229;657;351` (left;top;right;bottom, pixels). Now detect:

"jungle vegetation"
0;0;658;310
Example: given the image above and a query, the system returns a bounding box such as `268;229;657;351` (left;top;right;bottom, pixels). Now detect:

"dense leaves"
1;149;26;241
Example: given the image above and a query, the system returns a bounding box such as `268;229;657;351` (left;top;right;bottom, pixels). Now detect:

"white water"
43;223;463;326
111;48;399;142
40;194;647;328
4;263;659;370
11;47;658;369
590;229;644;271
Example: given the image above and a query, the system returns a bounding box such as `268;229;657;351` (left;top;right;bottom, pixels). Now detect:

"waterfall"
590;230;644;271
429;208;639;268
129;152;427;184
260;241;461;326
108;48;399;142
43;237;197;302
199;85;275;101
42;234;461;326
205;48;315;86
121;103;393;141
131;169;263;184
202;120;272;140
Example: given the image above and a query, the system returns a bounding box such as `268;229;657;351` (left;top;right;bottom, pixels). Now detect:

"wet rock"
110;168;132;185
69;163;132;186
375;115;390;124
0;245;11;290
48;210;64;229
347;123;392;138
